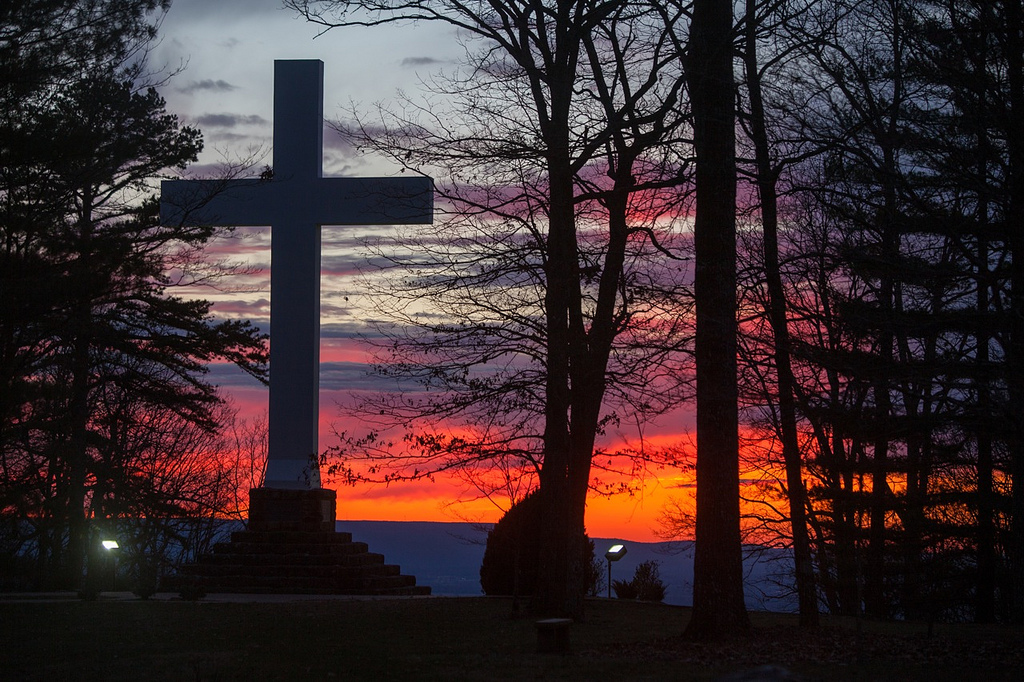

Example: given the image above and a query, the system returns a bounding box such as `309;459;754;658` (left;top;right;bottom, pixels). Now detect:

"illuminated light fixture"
605;544;627;561
102;540;119;550
605;543;627;598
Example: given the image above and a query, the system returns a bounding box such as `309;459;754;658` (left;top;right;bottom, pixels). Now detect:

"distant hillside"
340;521;488;598
339;520;797;611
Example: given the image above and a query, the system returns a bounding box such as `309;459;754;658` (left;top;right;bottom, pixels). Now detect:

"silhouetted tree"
738;0;819;627
293;0;1024;626
0;2;268;588
291;0;694;619
907;0;1024;623
755;0;1024;623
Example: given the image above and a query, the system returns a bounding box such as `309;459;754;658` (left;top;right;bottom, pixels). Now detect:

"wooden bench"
535;618;572;653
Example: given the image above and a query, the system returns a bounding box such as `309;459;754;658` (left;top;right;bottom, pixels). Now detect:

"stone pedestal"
163;486;429;596
248;487;336;532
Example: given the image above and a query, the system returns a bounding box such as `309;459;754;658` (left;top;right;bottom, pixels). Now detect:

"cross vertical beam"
266;60;324;488
274;60;323;181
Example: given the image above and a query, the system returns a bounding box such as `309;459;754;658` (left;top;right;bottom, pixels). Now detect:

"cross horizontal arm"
160;176;433;227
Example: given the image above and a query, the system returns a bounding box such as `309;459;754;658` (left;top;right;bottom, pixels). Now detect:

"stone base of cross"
160;60;432;529
248;487;337;532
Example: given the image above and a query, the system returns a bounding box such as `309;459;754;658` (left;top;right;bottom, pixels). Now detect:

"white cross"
161;60;432;489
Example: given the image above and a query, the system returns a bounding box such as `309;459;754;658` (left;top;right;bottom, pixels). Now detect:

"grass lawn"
2;595;1022;680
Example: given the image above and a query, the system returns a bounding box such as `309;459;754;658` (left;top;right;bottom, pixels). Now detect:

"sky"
150;0;697;542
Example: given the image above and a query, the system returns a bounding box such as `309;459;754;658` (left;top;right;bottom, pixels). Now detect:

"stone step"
178;562;403;580
191;552;394;568
169;525;430;597
369;585;432;596
230;530;354;544
207;550;387;567
211;541;372;556
169;573;426;594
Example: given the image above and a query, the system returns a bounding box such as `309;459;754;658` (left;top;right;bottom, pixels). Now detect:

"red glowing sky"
217;344;697;542
193;222;699;543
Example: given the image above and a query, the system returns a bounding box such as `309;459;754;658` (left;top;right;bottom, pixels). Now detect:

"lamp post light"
102;539;119;592
605;543;627;598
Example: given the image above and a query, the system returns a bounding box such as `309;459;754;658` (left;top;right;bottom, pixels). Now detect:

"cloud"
194;113;268;128
323;123;360;152
322;120;373;175
319;253;381;279
400;57;442;68
211;298;271;319
179;79;238;94
320;321;374;341
163;0;283;24
320;361;395;392
207;361;267;388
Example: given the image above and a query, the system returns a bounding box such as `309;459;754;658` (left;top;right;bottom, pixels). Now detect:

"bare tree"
289;0;694;618
736;0;820;627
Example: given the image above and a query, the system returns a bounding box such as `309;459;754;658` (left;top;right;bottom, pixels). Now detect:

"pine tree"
1;2;268;588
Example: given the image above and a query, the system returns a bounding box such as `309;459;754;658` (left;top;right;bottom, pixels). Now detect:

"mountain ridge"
338;520;797;610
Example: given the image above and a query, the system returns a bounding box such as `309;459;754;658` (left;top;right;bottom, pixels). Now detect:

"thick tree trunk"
535;50;580;614
64;328;92;590
63;198;98;590
535;151;576;618
684;0;750;640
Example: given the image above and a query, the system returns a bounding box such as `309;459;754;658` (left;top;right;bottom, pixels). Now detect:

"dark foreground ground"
1;594;1021;680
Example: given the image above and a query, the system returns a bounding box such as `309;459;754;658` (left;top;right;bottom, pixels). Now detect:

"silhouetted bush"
612;578;638;599
631;560;666;602
479;491;598;596
613;560;666;602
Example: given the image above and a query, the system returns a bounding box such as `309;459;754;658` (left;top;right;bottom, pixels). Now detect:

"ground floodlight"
102;540;119;550
605;543;628;598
